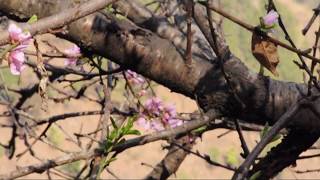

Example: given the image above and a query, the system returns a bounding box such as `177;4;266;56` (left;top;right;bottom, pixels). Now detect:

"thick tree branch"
145;136;193;180
0;0;118;45
249;130;319;179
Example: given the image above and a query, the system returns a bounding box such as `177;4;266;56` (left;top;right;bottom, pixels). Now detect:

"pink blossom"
150;121;164;131
138;89;147;97
65;45;81;57
8;23;32;43
8;51;26;75
125;70;145;85
164;104;176;117
136;97;183;131
167;118;183;128
263;10;279;26
144;97;163;115
64;45;81;66
7;23;33;75
137;116;151;129
162;104;182;128
64;58;77;66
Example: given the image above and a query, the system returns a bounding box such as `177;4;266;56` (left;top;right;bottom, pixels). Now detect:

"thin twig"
205;1;246;109
231;96;317;180
172;142;236;171
302;3;320;35
295;168;320;174
234;119;250;158
199;1;320;64
185;0;194;66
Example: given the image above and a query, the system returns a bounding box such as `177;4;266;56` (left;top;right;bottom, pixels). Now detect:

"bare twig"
145;136;193;180
171;141;236;171
295;168;320;174
302;3;320;35
266;0;320;93
185;0;194;66
89;80;112;179
199;1;320;64
234;119;250;158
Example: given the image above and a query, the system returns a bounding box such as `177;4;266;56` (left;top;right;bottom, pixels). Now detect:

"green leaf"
47;125;64;146
108;128;119;141
0;146;4;158
105;157;117;166
249;171;261;180
209;147;220;162
61;160;81;175
125;129;141;136
271;134;282;142
118;138;126;144
260;122;270;140
116;14;127;20
110;117;118;130
121;117;135;134
126;117;134;129
104;139;114;152
259;17;277;30
260;122;282;143
225;148;239;166
105;4;113;13
27;15;38;24
192;126;207;133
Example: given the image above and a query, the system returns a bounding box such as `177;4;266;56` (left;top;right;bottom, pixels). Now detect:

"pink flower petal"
18;32;31;43
13;44;29;52
64;58;77;66
125;70;145;85
164;104;176;117
10;63;26;75
144;97;163;115
138;90;147;97
8;23;31;43
137;116;151;129
263;10;279;26
150;121;164;131
168;118;183;128
9;51;26;75
9;50;25;63
65;45;81;57
8;23;22;42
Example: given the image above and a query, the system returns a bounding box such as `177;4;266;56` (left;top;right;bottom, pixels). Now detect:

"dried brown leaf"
251;33;279;76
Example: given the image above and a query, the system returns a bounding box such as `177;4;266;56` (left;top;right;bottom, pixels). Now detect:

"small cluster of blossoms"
125;70;145;85
7;23;33;75
125;70;147;96
64;45;81;66
7;24;81;75
137;97;183;131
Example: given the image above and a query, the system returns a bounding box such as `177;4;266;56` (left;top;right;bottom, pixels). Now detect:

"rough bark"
1;0;318;130
249;130;320;179
145;136;193;180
